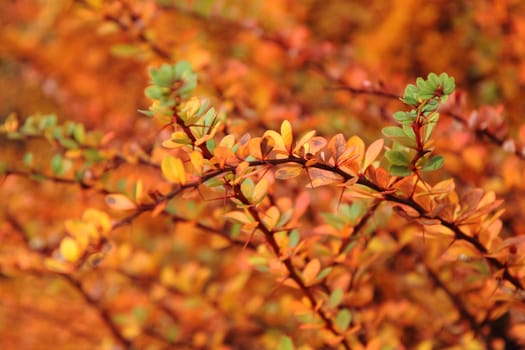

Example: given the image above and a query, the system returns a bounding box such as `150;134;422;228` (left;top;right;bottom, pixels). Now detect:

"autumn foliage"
2;1;525;349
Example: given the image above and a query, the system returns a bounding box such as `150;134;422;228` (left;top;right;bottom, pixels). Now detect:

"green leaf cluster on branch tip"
383;72;455;176
139;61;198;118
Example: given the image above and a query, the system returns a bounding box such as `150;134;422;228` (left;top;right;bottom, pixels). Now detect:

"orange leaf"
293;129;316;155
346;135;365;166
302;258;321;286
363;139;384;171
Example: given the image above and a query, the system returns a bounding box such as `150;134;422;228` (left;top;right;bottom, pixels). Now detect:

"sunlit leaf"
241;178;255;202
293;130;316;155
133;180;143;202
60;237;81;263
281;120;293;152
82;209;112;235
224;211;253;225
253;177;269;204
302;259;321;286
190;151;204;173
363;139;383;171
161;156;186;184
264;130;286;153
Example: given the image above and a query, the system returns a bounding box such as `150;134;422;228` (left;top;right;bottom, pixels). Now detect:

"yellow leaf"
65;219;97;244
302;259;321;286
223;210;254;225
134;180;144;202
82;209;112;235
219;134;236;148
252;177;269;204
161;139;183;149
363;139;384;171
261;206;280;231
346;135;365;166
293;129;316;155
105;194;137;211
60;237;82;262
190;151;203;174
264;130;286;152
161;156;186;184
179;96;201;119
281;120;293;151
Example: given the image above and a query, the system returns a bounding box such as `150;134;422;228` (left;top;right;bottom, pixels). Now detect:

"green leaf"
428;72;439;86
340;202;364;224
167;325;180;343
423;120;438;143
277;336;295;350
382;126;406;138
403;84;419;105
288;229;300;248
138;109;154;117
422;99;439;113
72;124;85;144
416;77;427;90
402;123;416;139
50;154;64;175
151;64;175;87
443;76;455;94
335;309;352;331
58;138;78;149
385;150;410;166
317;267;332;280
23;152;33;167
133;307;149;324
39;114;57;130
145;85;164;100
329;288;344;308
422;155;444;171
321;212;346;230
174;61;192;78
392;111;414;123
389;165;411;177
110;44;141;57
240;178;255;201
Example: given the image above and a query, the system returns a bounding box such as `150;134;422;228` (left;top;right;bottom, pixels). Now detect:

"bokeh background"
2;1;525;349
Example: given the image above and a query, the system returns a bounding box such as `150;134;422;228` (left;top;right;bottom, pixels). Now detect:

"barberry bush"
2;1;525;349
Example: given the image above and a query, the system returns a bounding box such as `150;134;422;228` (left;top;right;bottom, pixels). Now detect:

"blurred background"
2;0;525;349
